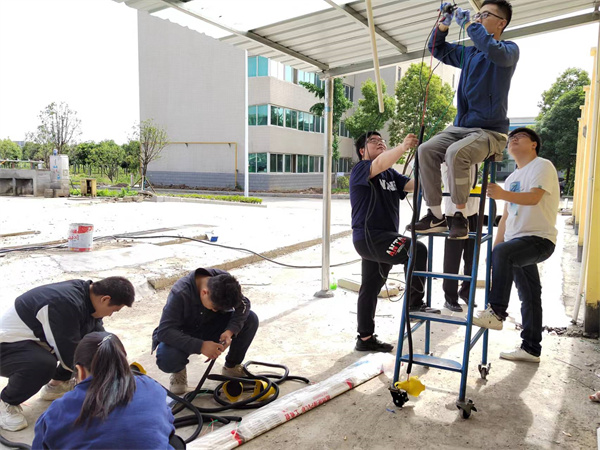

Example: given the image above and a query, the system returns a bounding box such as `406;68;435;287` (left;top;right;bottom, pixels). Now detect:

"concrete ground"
0;195;598;449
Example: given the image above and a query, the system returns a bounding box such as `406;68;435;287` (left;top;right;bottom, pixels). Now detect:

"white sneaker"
169;368;187;395
0;400;28;431
472;306;503;330
39;379;75;401
500;347;540;363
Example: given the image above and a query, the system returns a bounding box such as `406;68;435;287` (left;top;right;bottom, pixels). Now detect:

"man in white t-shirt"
472;127;559;362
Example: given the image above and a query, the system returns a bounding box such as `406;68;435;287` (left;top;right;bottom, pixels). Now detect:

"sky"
0;0;598;144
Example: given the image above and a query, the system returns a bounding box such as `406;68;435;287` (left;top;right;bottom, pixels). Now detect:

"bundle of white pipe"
190;352;394;449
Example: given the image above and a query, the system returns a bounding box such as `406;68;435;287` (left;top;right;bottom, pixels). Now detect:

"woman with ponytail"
32;332;177;449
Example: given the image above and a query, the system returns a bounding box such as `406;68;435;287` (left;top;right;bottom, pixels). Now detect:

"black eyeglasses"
473;11;506;21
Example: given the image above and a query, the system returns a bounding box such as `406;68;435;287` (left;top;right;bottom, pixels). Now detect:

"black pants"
443;214;479;303
0;340;72;405
354;232;427;338
156;311;259;373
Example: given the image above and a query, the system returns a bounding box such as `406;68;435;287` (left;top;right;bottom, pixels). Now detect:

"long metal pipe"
365;0;384;113
315;77;334;297
573;34;600;322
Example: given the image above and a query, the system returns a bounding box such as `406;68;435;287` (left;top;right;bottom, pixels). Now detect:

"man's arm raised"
369;134;418;179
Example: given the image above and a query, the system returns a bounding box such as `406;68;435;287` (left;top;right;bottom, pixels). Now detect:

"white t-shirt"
503;157;559;244
442;163;480;217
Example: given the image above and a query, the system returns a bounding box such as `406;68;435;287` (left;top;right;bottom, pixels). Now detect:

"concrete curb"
147;229;353;290
148;196;266;208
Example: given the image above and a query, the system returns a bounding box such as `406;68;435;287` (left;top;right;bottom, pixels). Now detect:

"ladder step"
413;271;471;281
400;354;462;372
416;231;493;240
409;312;468;325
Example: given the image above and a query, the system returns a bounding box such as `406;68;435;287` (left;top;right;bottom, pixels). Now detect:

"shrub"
337;176;349;190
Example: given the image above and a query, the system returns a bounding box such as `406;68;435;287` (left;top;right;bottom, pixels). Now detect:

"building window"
248;57;257;77
285;65;294;82
248;105;257;126
257;56;269;76
270;105;284;127
290;110;298;129
249;153;268;173
298;112;304;131
269;154;291;173
257;105;268;125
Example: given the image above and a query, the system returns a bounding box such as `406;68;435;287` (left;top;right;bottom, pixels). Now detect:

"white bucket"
68;223;94;252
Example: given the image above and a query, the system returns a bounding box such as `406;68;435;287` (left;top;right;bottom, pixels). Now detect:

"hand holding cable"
439;3;454;27
455;7;471;28
202;340;224;360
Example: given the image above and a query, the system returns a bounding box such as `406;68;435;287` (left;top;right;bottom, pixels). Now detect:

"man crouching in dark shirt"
152;267;258;394
350;131;440;353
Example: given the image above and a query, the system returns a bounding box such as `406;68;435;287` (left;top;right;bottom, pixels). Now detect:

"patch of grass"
70;188;138;198
332;188;349;194
162;193;262;204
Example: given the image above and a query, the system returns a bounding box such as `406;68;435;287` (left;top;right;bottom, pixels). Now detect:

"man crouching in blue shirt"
152;268;258;394
350;132;440;353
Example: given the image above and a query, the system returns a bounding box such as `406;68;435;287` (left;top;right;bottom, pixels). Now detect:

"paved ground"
0;195;598;449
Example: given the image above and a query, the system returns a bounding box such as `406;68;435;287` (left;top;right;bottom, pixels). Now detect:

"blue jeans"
489;236;555;357
156;310;259;373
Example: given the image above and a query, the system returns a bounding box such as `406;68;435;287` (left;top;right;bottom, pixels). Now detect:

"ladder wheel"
461;409;471;419
478;363;491;380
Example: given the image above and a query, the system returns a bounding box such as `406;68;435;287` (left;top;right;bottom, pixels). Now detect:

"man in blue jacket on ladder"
409;0;518;239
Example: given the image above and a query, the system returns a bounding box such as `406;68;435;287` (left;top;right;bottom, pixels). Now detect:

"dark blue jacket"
429;22;519;133
32;375;175;450
152;268;251;355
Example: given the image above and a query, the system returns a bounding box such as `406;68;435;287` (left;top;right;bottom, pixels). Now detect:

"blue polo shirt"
350;160;410;242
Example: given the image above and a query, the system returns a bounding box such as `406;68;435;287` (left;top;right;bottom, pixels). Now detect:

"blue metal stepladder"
389;157;497;419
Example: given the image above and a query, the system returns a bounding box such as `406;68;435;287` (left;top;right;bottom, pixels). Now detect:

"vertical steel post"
244;50;250;197
315;77;334;298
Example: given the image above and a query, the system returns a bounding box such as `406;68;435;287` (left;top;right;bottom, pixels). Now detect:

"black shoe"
355;335;394;352
406;209;448;234
448;212;469;240
444;301;463;312
458;292;476;307
409;304;441;314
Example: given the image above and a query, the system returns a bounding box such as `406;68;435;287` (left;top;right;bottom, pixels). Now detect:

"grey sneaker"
39;379;75;401
500;347;540;363
169;368;188;395
0;400;27;431
222;364;247;378
472;306;503;330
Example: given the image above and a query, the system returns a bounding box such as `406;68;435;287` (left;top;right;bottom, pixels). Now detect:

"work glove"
439;3;454;26
455;7;471;28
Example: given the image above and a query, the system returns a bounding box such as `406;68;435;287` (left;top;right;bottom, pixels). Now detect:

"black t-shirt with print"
349;160;410;242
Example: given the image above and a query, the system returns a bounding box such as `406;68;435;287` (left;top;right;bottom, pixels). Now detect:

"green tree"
537;68;590;118
344;79;396;139
94;140;125;182
133;119;169;188
388;63;456;171
21;140;52;165
300;77;353;163
536;88;586;193
0;139;23;160
121;139;140;173
29;102;82;165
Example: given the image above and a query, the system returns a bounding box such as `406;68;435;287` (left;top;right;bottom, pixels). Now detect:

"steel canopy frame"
115;0;600;297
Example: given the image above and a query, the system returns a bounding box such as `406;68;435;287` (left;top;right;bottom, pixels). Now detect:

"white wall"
138;12;246;177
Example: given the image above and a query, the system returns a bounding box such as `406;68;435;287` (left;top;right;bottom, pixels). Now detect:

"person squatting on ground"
472;128;559;363
0;277;135;432
411;0;518;239
350;131;441;354
441;163;480;312
32;332;177;449
153;267;259;394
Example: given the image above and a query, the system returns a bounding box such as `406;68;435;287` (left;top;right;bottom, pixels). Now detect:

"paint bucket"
68;223;94;252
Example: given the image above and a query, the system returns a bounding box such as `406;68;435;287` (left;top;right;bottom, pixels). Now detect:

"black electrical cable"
0;435;31;450
166;360;309;443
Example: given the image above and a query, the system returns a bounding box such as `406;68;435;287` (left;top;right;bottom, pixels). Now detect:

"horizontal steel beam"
160;0;329;71
325;11;600;77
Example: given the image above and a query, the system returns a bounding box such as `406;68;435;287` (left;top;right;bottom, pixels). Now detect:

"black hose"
0;434;31;450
